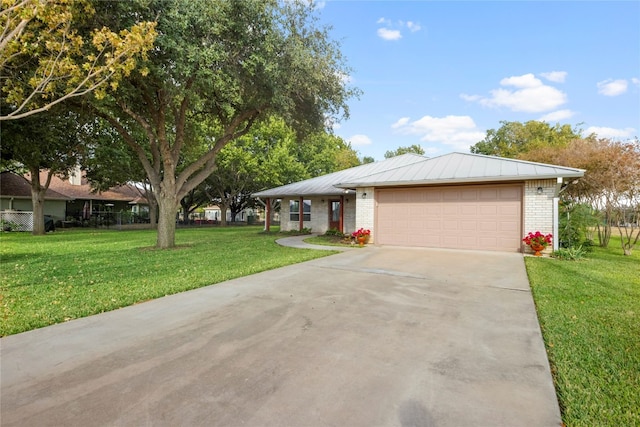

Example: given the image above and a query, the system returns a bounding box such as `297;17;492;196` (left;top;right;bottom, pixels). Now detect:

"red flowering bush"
352;228;371;239
523;231;553;248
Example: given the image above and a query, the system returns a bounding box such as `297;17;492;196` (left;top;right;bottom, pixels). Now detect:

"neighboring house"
253;152;585;252
0;170;149;226
42;170;148;223
0;171;70;230
202;206;261;223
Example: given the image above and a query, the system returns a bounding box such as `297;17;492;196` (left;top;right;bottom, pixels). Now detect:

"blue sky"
315;1;640;161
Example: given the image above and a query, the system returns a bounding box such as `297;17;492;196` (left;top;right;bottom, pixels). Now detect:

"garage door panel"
460;205;477;215
426;205;442;215
426;220;442;230
425;192;441;202
443;191;460;201
461;189;478;200
478;221;498;232
376;185;522;252
500;187;521;199
443;205;458;215
460;221;477;231
500;205;519;215
499;221;519;232
479;205;497;215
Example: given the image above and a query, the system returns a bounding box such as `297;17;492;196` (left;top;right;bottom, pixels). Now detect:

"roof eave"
336;173;585;188
253;188;356;198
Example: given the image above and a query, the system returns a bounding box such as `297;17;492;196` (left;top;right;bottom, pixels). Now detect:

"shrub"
325;228;345;237
552;245;587;261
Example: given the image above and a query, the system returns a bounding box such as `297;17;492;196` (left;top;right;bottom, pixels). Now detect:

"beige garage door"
375;184;522;252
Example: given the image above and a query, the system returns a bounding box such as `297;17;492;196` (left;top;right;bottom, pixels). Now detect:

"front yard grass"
525;236;639;427
0;226;336;336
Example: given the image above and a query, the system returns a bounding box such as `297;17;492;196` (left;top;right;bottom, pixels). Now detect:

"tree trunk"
29;168;47;236
31;188;46;235
149;198;158;230
220;206;228;226
596;222;612;247
156;195;178;248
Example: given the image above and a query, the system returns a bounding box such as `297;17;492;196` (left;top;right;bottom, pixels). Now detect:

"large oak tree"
91;0;358;248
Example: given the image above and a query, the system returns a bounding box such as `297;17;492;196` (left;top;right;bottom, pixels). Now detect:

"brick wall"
523;179;557;254
355;187;375;242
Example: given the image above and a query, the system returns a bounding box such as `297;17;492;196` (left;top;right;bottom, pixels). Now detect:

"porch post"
299;196;304;231
339;195;344;232
265;198;271;232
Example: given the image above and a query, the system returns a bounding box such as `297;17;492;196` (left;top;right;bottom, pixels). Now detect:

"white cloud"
632;78;640;86
459;93;481;102
464;73;567;113
500;73;542;88
377;28;402;41
348;134;372;146
392;115;485;151
539;109;575;122
406;21;421;32
585;126;636;139
597;79;628;96
540;71;567;83
376;18;421;41
391;117;410;128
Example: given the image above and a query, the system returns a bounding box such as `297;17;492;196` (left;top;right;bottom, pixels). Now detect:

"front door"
328;199;341;231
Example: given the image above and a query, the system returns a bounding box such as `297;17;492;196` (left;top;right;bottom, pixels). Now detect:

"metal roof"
253;152;585;198
336;152;585;188
252;153;427;197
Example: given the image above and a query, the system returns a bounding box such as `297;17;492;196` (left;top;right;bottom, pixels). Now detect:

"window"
289;199;311;221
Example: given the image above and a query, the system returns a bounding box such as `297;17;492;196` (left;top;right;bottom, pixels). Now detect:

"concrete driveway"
1;246;561;427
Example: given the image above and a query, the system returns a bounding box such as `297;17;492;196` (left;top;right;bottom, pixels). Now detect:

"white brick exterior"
355;187;375;242
523;179;557;254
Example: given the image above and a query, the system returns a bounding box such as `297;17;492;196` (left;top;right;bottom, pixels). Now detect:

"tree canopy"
470;120;583;157
384;144;425;158
0;0;156;120
202;116;359;224
90;0;359;248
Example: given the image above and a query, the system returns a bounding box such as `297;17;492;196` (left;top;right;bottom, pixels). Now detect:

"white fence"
1;211;33;231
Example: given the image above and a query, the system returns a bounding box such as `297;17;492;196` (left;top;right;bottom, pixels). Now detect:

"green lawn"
0;226;336;336
3;227;638;425
525;237;640;427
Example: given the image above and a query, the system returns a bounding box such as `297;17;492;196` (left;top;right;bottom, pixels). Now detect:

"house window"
289;199;311;221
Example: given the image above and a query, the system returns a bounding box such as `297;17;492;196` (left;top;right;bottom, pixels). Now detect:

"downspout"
553;177;563;251
553;197;559;251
